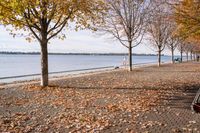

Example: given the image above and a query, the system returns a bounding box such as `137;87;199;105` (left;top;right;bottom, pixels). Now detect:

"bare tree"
184;43;192;62
182;42;198;61
97;0;150;71
190;47;194;61
147;2;172;67
188;43;198;61
177;41;186;62
167;35;180;63
192;43;200;60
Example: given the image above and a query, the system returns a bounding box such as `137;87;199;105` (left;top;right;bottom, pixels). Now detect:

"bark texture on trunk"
158;50;161;67
180;51;183;63
40;40;48;87
190;52;193;61
171;48;174;64
128;41;132;71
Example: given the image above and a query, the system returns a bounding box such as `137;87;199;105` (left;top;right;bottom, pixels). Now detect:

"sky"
0;26;180;55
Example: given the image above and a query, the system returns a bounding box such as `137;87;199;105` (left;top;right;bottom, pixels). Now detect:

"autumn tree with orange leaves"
175;0;200;38
0;0;106;87
175;0;200;57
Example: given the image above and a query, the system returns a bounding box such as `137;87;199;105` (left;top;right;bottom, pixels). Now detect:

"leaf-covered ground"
0;62;200;132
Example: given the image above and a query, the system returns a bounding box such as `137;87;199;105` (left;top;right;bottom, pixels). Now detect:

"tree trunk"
40;40;48;87
158;50;161;67
171;48;174;64
186;52;188;62
180;50;183;63
128;41;132;71
190;52;193;61
193;53;196;61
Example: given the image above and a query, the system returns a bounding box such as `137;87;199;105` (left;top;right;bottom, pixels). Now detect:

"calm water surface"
0;54;181;80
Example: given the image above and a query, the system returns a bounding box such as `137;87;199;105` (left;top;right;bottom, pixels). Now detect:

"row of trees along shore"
0;0;200;87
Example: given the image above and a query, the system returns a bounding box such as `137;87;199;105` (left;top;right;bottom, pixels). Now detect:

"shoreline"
0;61;163;87
0;61;175;88
0;67;116;88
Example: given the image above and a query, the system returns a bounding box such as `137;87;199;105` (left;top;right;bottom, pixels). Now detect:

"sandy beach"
0;62;200;132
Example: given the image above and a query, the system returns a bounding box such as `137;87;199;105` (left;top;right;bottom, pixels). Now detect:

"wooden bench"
174;58;181;63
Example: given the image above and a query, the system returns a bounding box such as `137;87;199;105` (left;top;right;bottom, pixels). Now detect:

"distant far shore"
0;51;164;56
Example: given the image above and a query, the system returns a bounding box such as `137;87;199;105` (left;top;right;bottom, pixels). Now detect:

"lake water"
0;54;182;82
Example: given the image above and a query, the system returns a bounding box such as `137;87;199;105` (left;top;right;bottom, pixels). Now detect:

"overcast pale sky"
0;26;179;55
